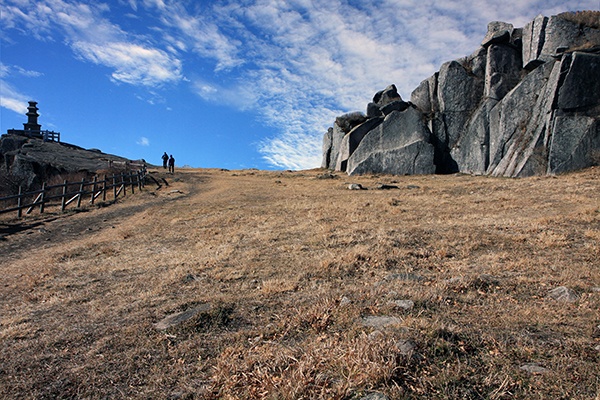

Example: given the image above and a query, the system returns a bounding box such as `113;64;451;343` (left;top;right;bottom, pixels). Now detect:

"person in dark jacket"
168;155;175;174
162;152;169;169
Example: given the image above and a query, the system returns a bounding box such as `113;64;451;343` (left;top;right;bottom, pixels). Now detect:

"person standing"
162;152;169;169
168;154;175;174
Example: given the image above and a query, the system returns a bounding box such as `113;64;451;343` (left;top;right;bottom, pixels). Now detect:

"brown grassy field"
1;167;599;399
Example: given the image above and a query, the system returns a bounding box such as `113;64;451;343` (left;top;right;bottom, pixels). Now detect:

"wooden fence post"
130;172;135;194
39;182;46;214
122;174;127;196
61;180;67;211
91;176;98;205
17;186;22;218
113;174;117;199
76;178;85;208
103;175;107;202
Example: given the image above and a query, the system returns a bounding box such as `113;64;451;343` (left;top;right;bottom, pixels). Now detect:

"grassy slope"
1;167;599;399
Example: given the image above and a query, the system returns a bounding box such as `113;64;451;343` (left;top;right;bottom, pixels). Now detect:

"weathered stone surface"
335;111;367;134
548;116;600;174
373;84;402;106
487;61;558;177
334;117;384;171
153;303;212;330
485;44;522;100
522;14;548;69
450;98;498;174
556;52;600;110
347;108;435;176
547;286;579;302
0;134;133;191
380;100;410;116
327;123;346;170
437;60;484;149
361;315;402;328
321;127;333;168
481;21;514;47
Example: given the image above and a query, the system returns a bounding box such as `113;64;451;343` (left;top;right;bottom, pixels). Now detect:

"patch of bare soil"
0;167;599;399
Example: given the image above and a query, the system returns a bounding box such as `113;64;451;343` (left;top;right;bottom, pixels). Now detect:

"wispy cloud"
137;136;150;146
2;0;182;87
0;63;41;115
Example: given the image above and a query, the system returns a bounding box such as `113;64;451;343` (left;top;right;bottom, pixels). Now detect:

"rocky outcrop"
0;134;135;192
322;11;600;177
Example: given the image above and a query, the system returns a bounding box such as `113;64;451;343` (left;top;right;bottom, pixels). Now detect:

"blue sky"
1;1;597;170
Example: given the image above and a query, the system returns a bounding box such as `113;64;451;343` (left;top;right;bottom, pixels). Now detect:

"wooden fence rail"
0;170;146;218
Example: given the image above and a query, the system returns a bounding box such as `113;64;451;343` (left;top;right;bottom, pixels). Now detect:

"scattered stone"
520;363;549;374
406;185;420;189
339;296;351;306
367;330;385;341
395;339;417;356
375;184;399;190
592;324;600;338
384;273;425;282
591;287;600;292
316;172;337;179
154;304;212;330
547;286;579;302
348;183;366;190
390;299;415;310
169;189;183;194
361;316;402;328
358;392;389;400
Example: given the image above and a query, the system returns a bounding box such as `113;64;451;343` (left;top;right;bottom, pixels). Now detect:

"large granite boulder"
346;107;435;176
323;11;600;178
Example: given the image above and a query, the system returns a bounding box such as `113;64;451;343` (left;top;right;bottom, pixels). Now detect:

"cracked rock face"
322;11;600;177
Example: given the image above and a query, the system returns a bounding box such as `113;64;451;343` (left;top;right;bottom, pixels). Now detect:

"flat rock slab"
361;316;402;328
154;303;212;330
520;363;549;374
547;286;579;302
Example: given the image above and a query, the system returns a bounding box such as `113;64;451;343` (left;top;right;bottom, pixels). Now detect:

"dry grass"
558;10;600;29
1;167;599;399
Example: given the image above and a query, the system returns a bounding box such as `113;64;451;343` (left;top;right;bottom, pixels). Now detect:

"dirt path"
0;170;206;259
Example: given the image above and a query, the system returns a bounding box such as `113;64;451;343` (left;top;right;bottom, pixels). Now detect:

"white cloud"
0;80;29;115
3;0;183;87
72;41;182;86
137;136;150;146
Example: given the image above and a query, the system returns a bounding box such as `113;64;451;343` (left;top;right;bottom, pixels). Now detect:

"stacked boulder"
322;11;600;177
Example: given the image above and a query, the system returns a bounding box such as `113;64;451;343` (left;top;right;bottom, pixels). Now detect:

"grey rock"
154;303;212;330
348;183;365;190
522;14;548;69
358;393;389;400
380;100;410;116
321;127;333;168
556;52;600;110
366;102;383;118
481;21;514;47
485;44;522;100
362;315;402;328
520;363;549;374
335;111;368;134
322;12;600;178
396;339;417;356
547;286;579;302
390;299;414;310
335;117;384;171
347;108;435;176
548;115;600;174
373;84;402;106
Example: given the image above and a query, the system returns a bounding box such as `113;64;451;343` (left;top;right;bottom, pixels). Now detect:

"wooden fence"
0;170;146;218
